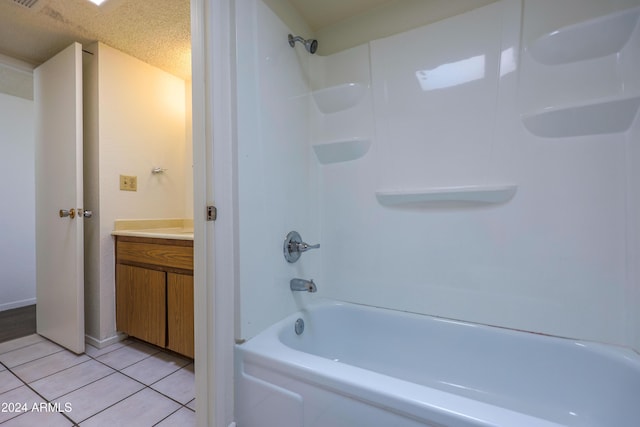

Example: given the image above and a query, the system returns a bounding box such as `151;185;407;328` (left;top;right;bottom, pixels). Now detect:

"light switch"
120;175;137;191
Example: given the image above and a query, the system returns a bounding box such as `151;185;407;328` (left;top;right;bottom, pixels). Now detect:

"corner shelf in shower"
522;95;640;138
528;6;640;65
375;184;518;206
312;83;366;114
312;138;371;164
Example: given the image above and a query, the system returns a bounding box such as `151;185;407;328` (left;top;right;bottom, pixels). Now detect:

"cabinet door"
167;272;194;358
116;264;166;347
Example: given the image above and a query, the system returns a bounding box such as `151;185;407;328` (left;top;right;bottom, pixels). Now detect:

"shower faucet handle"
295;242;320;253
284;231;320;263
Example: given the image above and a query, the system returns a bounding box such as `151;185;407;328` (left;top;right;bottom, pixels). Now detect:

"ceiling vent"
11;0;40;8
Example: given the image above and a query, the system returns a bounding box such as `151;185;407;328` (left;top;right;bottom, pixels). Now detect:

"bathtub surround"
236;0;640;353
236;0;321;340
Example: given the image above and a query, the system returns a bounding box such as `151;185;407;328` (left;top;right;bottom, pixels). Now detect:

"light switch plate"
120;175;137;191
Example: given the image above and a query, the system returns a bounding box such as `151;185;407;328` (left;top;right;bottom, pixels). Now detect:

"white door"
34;42;85;354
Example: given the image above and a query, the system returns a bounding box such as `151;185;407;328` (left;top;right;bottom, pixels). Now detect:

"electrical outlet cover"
120;175;137;191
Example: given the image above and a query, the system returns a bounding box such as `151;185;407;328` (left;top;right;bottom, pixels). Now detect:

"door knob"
59;208;76;219
59;208;92;219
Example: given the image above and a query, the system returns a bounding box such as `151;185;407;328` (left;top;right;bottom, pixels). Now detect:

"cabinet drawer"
117;240;193;270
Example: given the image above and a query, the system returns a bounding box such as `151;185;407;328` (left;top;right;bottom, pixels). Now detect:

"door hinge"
207;205;217;221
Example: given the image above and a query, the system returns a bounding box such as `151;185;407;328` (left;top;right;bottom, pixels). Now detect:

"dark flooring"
0;304;36;343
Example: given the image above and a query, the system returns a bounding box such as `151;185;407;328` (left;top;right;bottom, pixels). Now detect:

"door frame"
192;0;237;425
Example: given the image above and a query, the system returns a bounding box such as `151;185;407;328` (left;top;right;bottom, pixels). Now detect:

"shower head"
288;34;318;54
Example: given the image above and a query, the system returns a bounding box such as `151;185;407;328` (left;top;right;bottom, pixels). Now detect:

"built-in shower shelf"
375;184;518;206
312;83;366;114
312;138;371;164
522;95;640;138
528;6;640;65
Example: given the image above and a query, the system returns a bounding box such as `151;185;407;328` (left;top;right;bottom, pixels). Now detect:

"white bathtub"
235;301;640;426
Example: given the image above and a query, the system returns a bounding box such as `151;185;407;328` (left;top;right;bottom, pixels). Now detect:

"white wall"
84;42;189;343
185;80;194;219
236;0;321;340
240;0;640;349
0;54;33;100
0;91;35;311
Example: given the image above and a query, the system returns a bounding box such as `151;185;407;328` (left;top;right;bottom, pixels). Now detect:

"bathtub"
235;300;640;427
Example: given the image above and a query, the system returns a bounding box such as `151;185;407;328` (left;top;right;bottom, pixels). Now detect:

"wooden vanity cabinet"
115;236;194;358
116;264;166;348
167;272;194;357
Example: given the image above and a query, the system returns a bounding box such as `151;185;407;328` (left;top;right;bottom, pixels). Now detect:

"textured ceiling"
0;0;191;80
0;0;397;81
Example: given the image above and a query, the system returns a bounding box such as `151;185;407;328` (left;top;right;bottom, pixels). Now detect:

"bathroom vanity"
112;221;194;358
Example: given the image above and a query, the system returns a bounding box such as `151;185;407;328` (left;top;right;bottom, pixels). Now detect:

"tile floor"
0;335;195;426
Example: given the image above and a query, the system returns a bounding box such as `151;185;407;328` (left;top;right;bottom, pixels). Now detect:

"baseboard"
85;331;128;349
0;298;36;312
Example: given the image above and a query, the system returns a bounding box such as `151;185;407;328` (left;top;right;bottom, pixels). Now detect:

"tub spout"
290;278;317;293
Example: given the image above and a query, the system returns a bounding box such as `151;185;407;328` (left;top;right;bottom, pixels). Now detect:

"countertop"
112;219;194;241
111;227;194;240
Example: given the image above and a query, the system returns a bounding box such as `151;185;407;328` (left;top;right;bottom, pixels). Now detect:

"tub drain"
294;318;304;335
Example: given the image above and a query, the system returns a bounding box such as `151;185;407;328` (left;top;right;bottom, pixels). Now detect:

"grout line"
23;358;105;393
0;368;24;396
152;405;183;426
81;346;196;420
89;347;160;374
0;343;65;370
0;335;44;355
70;374;143;425
2;360;79;426
84;339;134;359
8;354;90;384
1;337;195;426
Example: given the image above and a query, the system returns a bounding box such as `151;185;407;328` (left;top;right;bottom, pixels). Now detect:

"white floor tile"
1;336;196;425
29;359;114;400
0;335;45;356
0;370;23;394
84;339;131;359
156;407;196;426
0;410;74;427
0;340;63;368
11;350;90;383
55;372;145;423
96;340;160;370
121;351;190;385
0;385;44;423
79;388;180;427
151;363;195;404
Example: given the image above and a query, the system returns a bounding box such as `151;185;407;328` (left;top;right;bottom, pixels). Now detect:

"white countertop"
112;219;194;241
111;227;194;240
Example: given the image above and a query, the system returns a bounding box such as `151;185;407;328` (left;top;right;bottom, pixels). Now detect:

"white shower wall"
239;0;640;349
236;0;321;340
